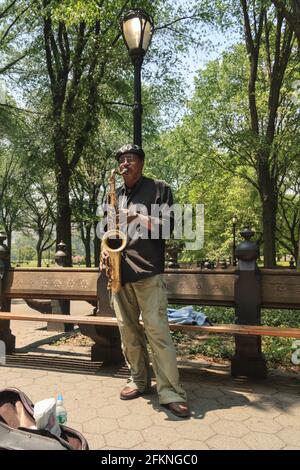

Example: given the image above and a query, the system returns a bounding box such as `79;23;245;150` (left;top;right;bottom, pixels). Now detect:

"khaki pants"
113;274;187;404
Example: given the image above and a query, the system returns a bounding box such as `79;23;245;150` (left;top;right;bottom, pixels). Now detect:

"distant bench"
1;233;300;378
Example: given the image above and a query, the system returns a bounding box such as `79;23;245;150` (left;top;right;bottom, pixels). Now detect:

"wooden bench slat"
169;323;300;338
0;312;115;326
1;312;300;338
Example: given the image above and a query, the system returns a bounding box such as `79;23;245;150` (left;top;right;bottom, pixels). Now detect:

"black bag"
0;388;89;450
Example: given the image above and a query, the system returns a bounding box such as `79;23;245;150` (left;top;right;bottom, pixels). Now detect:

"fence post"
48;241;73;332
0;232;15;353
231;228;267;379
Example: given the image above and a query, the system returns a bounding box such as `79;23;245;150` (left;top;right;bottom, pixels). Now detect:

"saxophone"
100;168;127;293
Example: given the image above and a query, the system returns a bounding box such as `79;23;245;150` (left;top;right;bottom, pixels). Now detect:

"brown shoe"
163;402;191;418
120;386;142;400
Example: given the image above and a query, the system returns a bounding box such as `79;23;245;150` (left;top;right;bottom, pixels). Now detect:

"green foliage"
262;309;300;328
261;309;300;367
200;306;235;324
262;336;294;368
171;306;300;369
17;246;36;262
170;306;235;359
1;0;299;267
171;330;189;344
187;336;234;359
154;6;300;262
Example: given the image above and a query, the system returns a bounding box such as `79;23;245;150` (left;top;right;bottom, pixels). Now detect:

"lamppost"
120;10;154;147
232;215;237;266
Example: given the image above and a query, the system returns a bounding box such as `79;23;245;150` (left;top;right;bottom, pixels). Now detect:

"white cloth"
33;398;61;437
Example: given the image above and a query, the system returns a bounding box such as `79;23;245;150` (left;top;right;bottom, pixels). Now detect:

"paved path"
0;301;300;450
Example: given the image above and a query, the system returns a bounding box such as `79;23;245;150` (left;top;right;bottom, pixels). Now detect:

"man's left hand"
119;209;138;224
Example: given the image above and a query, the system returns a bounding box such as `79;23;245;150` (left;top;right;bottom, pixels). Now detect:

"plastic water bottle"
56;394;67;425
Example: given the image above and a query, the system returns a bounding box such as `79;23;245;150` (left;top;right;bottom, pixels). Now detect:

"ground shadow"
3;353;129;378
147;388;250;421
143;365;300;420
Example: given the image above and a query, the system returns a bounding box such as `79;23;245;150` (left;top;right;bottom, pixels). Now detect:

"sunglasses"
118;155;139;164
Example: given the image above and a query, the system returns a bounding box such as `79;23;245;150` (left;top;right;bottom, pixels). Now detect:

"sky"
151;23;241;128
140;0;242;128
181;27;241;98
168;0;242;97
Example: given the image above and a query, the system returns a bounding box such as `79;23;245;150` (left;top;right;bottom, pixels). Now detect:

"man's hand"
138;213;152;230
119;210;151;230
100;248;109;270
119;209;138;224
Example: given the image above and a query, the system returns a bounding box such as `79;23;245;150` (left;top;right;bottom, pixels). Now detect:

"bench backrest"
1;267;300;310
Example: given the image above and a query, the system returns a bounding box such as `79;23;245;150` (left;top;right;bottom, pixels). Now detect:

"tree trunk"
56;171;72;266
36;236;42;267
85;225;91;267
258;157;277;267
297;223;300;271
6;230;12;252
271;0;300;53
261;197;277;267
94;222;100;268
37;251;42;267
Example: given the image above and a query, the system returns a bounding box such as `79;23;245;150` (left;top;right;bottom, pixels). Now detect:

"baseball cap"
115;144;145;161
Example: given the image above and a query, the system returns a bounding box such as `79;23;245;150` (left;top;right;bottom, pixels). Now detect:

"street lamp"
232;215;237;266
120;9;154;147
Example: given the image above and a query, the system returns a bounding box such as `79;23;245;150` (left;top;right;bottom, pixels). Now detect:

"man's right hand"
100;249;110;270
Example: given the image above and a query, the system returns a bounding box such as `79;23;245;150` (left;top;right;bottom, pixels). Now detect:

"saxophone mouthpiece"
120;168;128;175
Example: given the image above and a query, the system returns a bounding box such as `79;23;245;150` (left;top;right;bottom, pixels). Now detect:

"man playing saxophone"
101;143;190;419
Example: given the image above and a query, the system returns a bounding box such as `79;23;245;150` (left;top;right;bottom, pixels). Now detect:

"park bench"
1;232;300;378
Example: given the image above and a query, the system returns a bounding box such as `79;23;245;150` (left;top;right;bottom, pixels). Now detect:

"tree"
38;0;117;265
276;156;300;267
0;0;29;75
271;0;300;52
186;1;298;266
0;0;32;135
32;0;183;264
71;155;109;268
239;0;295;266
156;123;261;263
20;0;212;265
160;21;299;266
0;150;28;248
23;178;56;267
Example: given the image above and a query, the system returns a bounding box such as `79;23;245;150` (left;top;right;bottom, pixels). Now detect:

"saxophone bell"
102;229;127;252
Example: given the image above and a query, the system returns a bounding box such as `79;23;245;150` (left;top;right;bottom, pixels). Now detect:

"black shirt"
116;175;174;284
